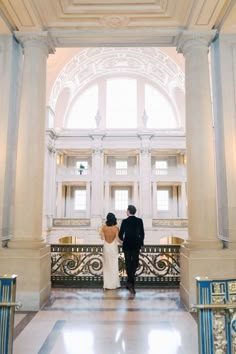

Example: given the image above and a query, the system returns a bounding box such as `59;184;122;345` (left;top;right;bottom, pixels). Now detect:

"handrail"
0;302;22;309
191;303;236;311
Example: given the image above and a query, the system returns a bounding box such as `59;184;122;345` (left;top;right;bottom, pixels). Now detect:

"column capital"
140;147;150;155
93;147;103;155
14;31;55;55
177;30;217;56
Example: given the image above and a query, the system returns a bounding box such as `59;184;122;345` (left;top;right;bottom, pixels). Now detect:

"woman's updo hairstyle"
106;212;117;226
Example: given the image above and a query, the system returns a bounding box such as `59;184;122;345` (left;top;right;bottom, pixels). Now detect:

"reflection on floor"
13;288;198;354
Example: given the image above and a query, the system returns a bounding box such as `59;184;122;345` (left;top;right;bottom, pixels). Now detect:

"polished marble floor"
13;288;198;354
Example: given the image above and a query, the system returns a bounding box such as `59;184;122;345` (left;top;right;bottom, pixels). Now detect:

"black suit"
119;215;145;288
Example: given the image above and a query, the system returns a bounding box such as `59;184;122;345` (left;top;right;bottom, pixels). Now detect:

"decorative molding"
99;16;130;29
53;218;90;227
152;219;188;227
49;47;184;111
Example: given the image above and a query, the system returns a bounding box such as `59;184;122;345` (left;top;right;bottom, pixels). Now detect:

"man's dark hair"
127;205;136;215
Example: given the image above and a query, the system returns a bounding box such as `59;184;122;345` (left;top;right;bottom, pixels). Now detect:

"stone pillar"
152;182;157;218
65;185;71;217
104;181;110;216
91;134;104;227
0;32;54;310
211;35;236;248
133;181;139;210
178;31;221;249
56;182;63;217
9;32;53;248
139;134;152;225
86;182;91;218
177;31;223;309
181;182;187;218
50;149;57;223
43;140;56;232
172;185;178;217
0;36;22;247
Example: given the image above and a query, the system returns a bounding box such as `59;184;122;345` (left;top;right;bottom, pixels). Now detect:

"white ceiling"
0;0;236;47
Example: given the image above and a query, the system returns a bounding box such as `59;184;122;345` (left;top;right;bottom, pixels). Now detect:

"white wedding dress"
103;239;120;289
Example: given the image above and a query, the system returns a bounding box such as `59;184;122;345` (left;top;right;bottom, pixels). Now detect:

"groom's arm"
119;220;125;241
139;219;145;246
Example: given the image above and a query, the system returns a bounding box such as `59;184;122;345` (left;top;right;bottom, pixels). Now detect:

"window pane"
116;161;127;169
115;190;128;210
74;190;86;210
107;78;137;129
155;160;168;175
157;190;169;211
145;84;177;129
116;160;127;175
67;85;98;129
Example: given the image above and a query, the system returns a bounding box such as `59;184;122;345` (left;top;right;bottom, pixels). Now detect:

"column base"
183;239;223;249
0;246;51;310
180;246;236;309
7;238;46;249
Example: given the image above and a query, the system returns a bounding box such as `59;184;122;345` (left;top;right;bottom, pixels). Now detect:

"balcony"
104;166;139;181
152;166;186;182
57;166;90;181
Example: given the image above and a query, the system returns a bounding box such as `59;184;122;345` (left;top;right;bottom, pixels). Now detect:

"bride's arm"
116;226;122;244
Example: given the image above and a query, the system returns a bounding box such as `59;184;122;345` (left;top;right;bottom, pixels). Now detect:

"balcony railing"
51;244;180;288
57;167;90;178
152;166;185;181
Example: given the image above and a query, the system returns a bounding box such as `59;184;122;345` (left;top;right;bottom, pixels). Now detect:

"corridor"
13;288;198;354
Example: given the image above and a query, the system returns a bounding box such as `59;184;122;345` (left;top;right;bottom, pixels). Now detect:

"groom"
119;205;145;295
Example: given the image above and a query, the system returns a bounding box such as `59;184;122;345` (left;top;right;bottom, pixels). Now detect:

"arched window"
145;84;178;129
66;85;98;129
106;78;137;129
50;48;184;131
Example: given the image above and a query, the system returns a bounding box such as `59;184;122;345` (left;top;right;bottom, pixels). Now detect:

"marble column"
181;182;187;218
0;36;22;247
65;185;71;217
86;182;91;218
211;35;236;248
133;181;139;210
172;185;178;217
91;134;104;226
177;31;227;310
152;182;157;218
0;32;54;310
178;31;222;249
42;144;53;232
8;32;54;249
139;134;152;224
56;182;63;217
104;181;110;216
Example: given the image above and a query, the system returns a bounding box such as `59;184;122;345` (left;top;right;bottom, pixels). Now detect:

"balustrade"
51;244;180;288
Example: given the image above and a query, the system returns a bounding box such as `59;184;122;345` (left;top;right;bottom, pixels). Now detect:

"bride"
99;213;121;289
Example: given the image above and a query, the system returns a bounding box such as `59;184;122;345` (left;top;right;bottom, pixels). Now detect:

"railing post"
191;277;236;354
0;274;20;354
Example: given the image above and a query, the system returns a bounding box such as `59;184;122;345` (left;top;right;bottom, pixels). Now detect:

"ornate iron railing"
51;244;180;288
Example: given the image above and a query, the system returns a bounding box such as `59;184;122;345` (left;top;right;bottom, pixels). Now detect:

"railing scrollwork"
51;244;180;287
